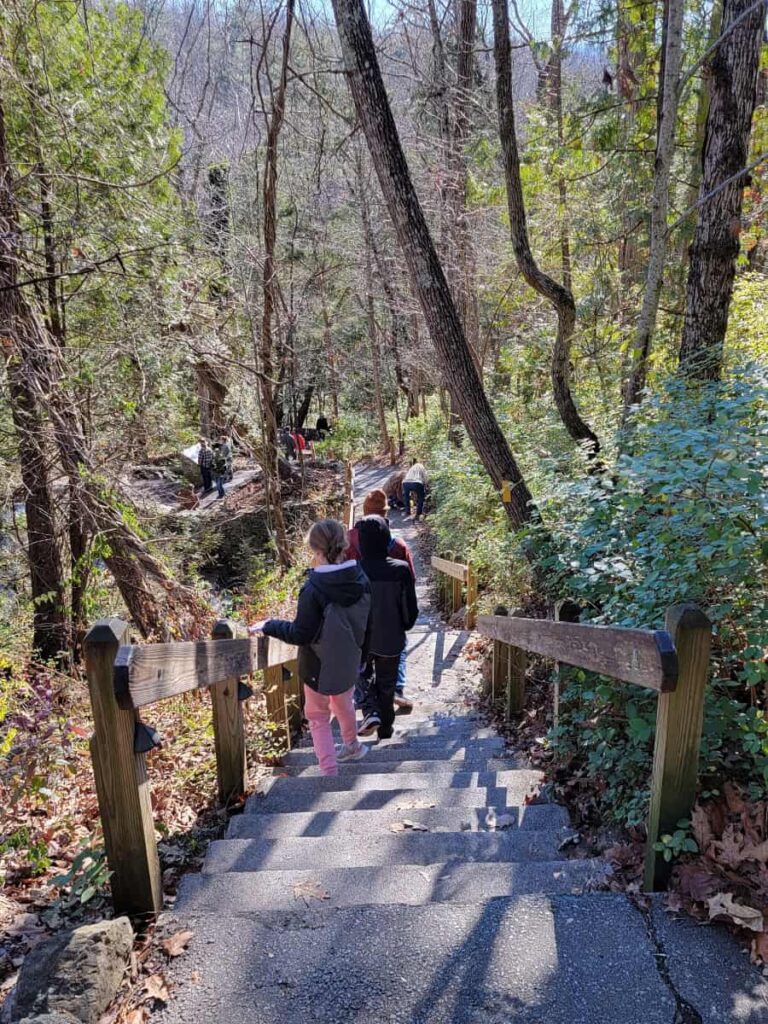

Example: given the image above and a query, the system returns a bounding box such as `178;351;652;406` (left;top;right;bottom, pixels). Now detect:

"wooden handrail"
477;604;711;892
114;635;297;709
85;618;300;919
431;555;478;629
431;556;468;582
477;614;677;692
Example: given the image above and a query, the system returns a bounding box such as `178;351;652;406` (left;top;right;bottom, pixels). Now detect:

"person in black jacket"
257;519;372;776
356;515;418;740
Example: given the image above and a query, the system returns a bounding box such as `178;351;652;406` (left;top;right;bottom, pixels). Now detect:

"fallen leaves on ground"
292;881;330;902
390;819;430;833
161;930;194;958
143;974;170;1004
707;892;764;932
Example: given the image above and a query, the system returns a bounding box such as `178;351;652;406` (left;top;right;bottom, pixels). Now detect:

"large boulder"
10;918;133;1024
180;444;202;485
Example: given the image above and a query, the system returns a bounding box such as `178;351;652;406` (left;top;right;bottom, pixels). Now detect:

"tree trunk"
295;386;314;430
491;0;599;456
258;0;295;566
357;165;392;453
622;0;685;415
678;0;765;379
331;0;536;529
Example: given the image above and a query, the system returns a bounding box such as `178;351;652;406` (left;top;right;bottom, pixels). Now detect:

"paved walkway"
156;462;768;1024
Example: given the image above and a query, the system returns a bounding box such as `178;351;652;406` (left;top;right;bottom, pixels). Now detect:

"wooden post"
452;577;462;615
643;604;711;891
492;641;509;706
263;664;289;752
507;646;526;719
466;565;478;630
284;659;303;734
490;606;508;703
85;620;162;919
211;621;247;804
554;600;581;731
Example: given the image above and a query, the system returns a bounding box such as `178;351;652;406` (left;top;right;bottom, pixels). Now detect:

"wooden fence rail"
477;604;711;891
431;556;478;629
84;618;298;919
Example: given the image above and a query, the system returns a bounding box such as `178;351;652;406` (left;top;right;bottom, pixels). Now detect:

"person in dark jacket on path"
257;519;372;776
356;515;418;740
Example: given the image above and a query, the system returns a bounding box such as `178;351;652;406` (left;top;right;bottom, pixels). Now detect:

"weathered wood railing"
431;555;478;629
478;604;711;891
84;618;299;918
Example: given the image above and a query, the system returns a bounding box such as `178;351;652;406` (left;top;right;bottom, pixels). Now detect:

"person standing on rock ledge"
197;438;213;493
254;519;372;776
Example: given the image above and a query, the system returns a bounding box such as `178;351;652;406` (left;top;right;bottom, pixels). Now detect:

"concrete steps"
176;859;607;913
224;802;569;838
209;829;574;871
281;737;506;765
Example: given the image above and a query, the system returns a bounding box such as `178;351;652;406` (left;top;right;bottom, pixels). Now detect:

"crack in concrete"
629;895;703;1024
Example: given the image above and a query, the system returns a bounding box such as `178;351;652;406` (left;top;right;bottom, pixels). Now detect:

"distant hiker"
316;414;331;437
259;519;372;776
278;427;297;460
382;469;406;509
346;489;416;713
403;460;428;521
197;438;213;492
356;516;418;739
212;443;228;499
291;428;307;456
219;435;233;480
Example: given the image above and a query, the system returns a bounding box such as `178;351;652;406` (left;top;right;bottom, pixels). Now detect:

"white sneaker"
337;741;369;762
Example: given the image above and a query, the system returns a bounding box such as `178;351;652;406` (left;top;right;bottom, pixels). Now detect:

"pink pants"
303;684;358;776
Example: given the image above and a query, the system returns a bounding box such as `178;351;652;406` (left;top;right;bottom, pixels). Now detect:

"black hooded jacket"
358;516;419;657
262;562;371;691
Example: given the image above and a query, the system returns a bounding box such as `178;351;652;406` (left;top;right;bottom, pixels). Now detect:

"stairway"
155;467;766;1024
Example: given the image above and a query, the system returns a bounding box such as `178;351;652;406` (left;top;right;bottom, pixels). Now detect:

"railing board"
431;556;469;582
477;614;677;692
114;635;297;709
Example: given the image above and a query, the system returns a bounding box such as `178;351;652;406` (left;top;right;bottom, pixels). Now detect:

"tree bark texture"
491;0;600;456
258;0;295;566
623;0;685;415
331;0;536;529
678;0;765;379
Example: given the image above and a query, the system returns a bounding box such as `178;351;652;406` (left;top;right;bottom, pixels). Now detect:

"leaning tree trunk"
258;0;295;567
1;107;68;663
678;0;765;379
491;0;600;456
331;0;536;529
0;98;209;642
622;0;685;416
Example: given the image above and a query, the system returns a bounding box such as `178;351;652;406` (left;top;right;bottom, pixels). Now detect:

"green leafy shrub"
536;368;768;824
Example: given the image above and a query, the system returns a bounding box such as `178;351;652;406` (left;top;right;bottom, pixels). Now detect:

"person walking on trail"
278;427;297;461
356;516;418;739
402;460;428;520
212;442;228;499
197;438;213;493
316;414;331;438
256;519;372;777
346;489;416;712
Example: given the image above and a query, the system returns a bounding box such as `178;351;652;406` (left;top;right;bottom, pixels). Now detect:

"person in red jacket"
346;489;415;712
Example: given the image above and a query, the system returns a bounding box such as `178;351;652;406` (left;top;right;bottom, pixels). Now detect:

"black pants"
200;466;212;491
362;655;399;738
